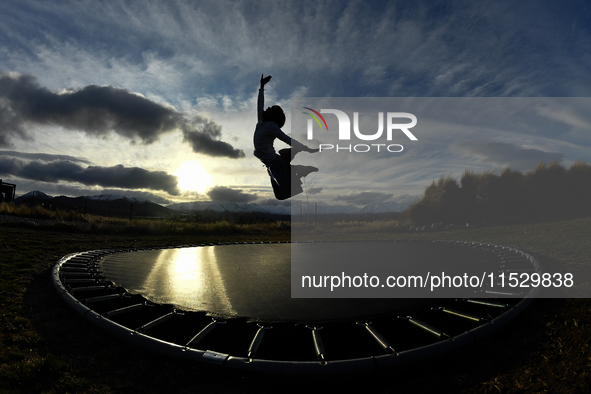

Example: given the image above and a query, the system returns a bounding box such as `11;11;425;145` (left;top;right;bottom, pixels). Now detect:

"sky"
1;0;591;207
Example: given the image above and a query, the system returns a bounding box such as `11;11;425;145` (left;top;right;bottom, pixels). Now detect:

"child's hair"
263;105;286;128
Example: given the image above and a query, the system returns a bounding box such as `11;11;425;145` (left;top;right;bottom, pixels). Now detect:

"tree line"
405;161;591;226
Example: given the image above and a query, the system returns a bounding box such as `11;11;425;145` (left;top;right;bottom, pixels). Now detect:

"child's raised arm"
260;74;271;89
257;74;272;123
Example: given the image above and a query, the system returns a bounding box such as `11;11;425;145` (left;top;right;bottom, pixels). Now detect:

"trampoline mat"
98;242;501;323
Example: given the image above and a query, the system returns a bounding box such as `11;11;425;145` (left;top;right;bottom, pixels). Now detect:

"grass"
0;215;590;393
0;202;288;236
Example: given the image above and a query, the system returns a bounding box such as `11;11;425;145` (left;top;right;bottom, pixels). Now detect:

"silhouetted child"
254;74;318;200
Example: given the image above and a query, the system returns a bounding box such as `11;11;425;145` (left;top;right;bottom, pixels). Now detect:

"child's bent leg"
267;156;302;199
278;148;292;163
292;165;319;179
279;145;307;164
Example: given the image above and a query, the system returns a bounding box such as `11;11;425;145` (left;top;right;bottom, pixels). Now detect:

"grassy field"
0;216;590;393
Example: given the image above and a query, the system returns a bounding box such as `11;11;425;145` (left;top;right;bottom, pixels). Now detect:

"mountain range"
13;191;416;218
15;191;170;218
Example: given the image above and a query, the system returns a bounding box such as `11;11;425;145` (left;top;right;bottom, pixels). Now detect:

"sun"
174;161;213;194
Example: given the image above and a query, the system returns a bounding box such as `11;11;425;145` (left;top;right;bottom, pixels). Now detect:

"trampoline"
52;240;542;375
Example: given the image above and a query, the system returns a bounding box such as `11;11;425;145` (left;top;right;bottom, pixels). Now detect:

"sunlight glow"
175;161;213;194
138;247;235;315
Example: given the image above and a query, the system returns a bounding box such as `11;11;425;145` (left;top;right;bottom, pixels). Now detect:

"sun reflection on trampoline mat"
98;242;509;323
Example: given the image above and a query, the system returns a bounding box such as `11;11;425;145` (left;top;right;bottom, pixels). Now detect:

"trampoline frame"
51;240;542;375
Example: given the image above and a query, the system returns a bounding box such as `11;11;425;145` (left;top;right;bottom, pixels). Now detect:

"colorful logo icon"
302;107;329;132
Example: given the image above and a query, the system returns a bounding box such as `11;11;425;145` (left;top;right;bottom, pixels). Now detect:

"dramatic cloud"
0;157;180;195
306;186;323;195
0;72;244;158
5;1;591;101
207;186;257;202
182;119;244;159
452;141;565;171
0;150;91;164
333;191;393;205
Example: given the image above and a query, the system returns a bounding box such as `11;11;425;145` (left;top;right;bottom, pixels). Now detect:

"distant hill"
15;191;171;218
12;191;416;220
167;200;290;216
15;190;53;204
167;200;367;216
167;200;291;221
360;201;413;214
167;200;412;216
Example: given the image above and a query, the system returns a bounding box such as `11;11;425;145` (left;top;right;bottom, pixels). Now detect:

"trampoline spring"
137;312;175;333
62;264;90;270
306;326;326;363
432;307;485;322
60;272;94;278
461;299;509;308
501;256;528;262
68;260;92;265
247;324;273;359
356;322;396;354
83;294;124;304
482;289;525;296
501;269;538;275
499;262;531;268
186;319;226;347
103;303;145;318
500;263;531;269
501;252;524;257
61;267;91;272
67;258;92;263
62;278;98;284
70;285;114;293
496;250;517;256
399;316;448;339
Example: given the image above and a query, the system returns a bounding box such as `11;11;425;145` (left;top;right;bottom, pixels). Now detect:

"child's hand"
260;74;272;88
